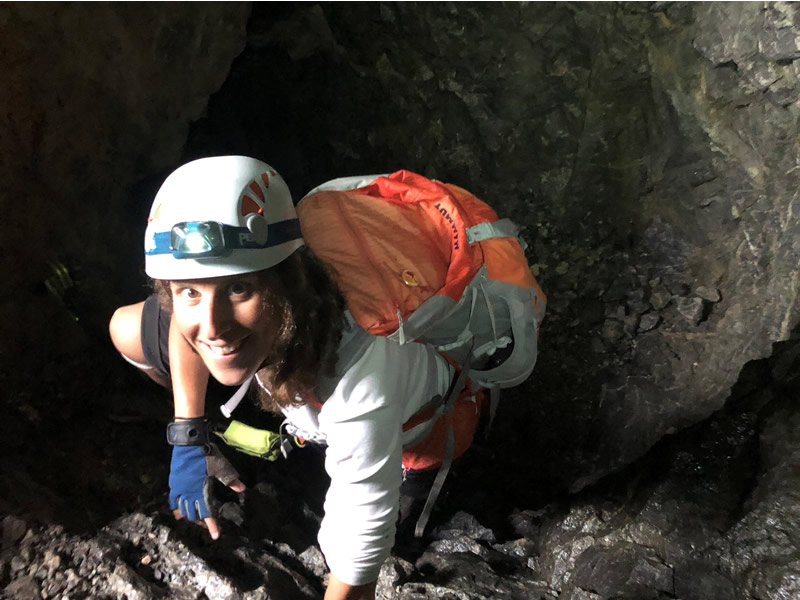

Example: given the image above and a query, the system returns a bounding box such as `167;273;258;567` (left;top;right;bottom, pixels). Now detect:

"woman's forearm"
168;314;209;419
324;574;376;600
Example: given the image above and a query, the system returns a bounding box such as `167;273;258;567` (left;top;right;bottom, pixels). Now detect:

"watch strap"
166;418;210;446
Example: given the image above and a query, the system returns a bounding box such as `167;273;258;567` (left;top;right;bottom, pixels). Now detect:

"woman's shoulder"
314;314;391;402
315;312;450;415
334;312;378;373
315;313;433;403
336;312;437;376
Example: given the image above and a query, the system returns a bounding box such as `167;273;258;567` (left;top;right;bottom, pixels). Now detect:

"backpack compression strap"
414;343;476;538
465;218;520;245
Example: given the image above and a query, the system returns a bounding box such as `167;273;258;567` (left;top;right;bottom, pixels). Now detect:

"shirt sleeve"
316;335;447;585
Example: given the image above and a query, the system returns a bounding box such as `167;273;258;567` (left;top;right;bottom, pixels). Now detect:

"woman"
108;156;482;600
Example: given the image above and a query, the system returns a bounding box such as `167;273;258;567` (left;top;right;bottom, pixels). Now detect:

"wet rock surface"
2;2;800;599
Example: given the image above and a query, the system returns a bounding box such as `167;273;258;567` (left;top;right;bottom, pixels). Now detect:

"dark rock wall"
2;2;800;599
0;0;250;565
208;2;800;492
0;2;250;364
3;3;795;487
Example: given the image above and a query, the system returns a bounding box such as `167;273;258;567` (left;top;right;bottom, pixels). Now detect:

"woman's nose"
201;295;233;340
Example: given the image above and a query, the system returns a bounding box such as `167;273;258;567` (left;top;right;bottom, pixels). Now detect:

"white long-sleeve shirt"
274;315;453;585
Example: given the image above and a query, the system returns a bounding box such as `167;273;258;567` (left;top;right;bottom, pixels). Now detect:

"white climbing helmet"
144;156;304;280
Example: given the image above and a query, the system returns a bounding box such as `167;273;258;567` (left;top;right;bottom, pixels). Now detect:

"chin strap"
219;374;255;418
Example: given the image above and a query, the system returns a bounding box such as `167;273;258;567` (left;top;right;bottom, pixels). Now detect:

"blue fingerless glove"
169;445;211;520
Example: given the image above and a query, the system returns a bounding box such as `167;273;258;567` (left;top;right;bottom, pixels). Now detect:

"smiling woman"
107;156;466;600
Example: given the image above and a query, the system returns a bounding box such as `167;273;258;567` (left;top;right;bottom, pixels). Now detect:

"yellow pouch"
215;420;282;461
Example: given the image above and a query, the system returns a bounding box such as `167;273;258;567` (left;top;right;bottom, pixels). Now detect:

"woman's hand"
172;478;246;540
169;443;247;540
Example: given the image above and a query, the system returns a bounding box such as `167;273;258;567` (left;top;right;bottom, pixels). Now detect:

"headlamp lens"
170;222;225;258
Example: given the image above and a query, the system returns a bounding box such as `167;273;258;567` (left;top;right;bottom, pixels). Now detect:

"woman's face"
169;273;276;386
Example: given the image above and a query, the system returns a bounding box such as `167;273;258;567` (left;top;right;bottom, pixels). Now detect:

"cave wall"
0;2;251;368
1;0;798;502
1;3;800;599
214;2;799;490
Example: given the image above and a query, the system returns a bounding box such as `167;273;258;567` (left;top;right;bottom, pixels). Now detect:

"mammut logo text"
434;203;460;250
239;232;254;245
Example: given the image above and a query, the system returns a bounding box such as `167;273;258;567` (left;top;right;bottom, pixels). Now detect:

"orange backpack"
298;169;546;387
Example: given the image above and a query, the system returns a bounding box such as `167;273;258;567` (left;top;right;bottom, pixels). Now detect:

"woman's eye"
229;282;249;296
179;288;200;301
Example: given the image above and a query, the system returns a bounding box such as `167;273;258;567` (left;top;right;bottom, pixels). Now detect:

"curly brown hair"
151;246;346;411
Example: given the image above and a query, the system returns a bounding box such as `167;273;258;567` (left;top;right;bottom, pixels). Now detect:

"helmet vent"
249;180;266;202
241;196;262;217
241;172;274;216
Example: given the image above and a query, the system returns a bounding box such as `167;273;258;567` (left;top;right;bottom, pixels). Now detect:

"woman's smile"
199;337;247;358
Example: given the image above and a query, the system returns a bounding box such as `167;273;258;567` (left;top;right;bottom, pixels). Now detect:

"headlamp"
146;218;302;259
170;222;226;259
